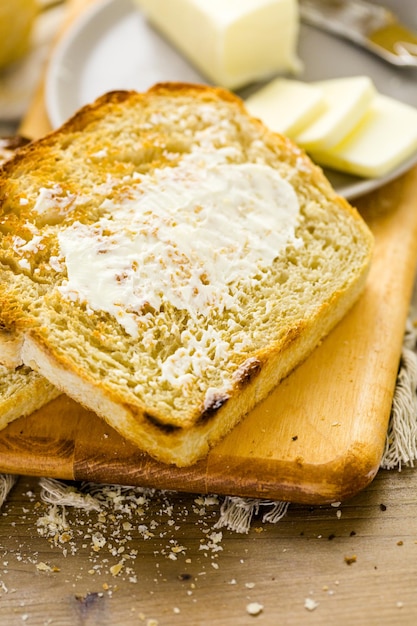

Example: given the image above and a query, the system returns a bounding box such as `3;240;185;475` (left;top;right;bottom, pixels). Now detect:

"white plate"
45;0;417;200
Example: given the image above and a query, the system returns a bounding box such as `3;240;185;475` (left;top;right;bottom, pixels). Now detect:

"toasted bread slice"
0;83;373;465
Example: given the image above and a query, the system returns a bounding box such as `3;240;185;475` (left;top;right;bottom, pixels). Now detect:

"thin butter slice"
310;94;417;179
135;0;301;90
295;76;376;150
245;78;324;136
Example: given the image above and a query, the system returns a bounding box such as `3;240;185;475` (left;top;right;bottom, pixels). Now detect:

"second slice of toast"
0;136;59;433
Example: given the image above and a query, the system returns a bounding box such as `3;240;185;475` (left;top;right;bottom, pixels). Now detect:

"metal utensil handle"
299;0;417;67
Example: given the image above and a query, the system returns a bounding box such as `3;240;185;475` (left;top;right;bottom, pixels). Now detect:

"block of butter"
295;76;376;151
310;94;417;179
135;0;301;90
245;78;324;136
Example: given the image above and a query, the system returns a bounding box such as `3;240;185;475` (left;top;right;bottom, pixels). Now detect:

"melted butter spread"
57;160;301;338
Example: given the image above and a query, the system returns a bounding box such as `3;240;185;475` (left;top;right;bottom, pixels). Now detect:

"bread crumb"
344;555;357;565
246;602;264;616
304;597;319;611
35;562;53;572
110;562;124;577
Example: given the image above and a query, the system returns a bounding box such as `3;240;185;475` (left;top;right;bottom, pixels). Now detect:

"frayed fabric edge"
381;321;417;470
214;497;290;534
0;474;18;509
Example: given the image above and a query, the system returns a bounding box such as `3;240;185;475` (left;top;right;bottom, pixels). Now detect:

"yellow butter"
295;76;376;150
135;0;301;90
245;78;324;136
310;94;417;179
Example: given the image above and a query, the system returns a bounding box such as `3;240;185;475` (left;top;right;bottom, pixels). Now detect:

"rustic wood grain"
2;0;417;505
1;468;417;626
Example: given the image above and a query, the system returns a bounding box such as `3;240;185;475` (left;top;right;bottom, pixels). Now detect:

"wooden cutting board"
1;0;417;505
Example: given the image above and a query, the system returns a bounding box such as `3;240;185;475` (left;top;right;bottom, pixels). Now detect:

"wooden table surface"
2;1;417;624
1;466;417;625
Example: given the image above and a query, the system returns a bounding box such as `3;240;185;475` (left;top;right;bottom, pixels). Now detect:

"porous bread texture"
0;362;59;431
0;135;59;430
0;83;373;466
